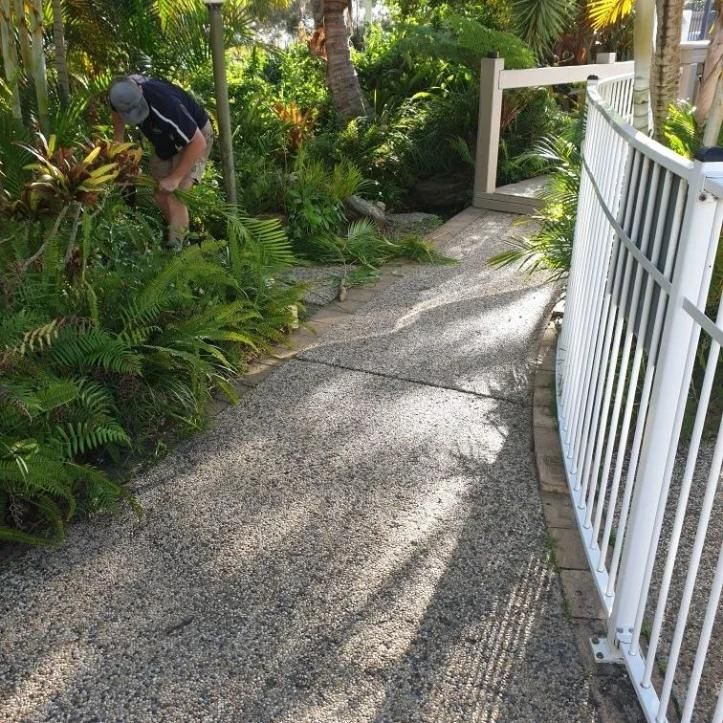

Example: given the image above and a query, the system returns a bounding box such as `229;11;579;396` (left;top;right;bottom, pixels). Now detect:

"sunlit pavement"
0;207;603;722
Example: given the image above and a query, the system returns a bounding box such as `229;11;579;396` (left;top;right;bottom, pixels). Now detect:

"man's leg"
154;190;171;223
150;155;172;226
164;176;194;247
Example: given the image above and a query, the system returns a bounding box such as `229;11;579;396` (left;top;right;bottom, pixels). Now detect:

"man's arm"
111;111;126;142
158;129;207;193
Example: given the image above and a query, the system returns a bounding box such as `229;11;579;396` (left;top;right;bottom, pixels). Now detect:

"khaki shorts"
149;121;213;184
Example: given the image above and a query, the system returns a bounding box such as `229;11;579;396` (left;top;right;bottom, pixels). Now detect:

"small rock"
386;212;442;239
344;195;387;227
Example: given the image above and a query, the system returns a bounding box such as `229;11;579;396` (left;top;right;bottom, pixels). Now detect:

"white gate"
557;73;723;721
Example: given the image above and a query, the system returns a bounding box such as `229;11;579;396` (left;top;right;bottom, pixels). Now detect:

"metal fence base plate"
590;636;624;664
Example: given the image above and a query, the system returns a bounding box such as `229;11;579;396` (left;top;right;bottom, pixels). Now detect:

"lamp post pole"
203;0;237;206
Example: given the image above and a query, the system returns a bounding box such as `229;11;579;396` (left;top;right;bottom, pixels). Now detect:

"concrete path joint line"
297;357;530;408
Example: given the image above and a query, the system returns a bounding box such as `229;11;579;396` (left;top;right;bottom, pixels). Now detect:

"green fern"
0;526;50;545
51;328;143;375
1;136;307;543
56;421;130;457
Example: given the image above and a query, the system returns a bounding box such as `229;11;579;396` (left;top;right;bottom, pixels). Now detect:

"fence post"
473;54;504;206
608;162;720;649
595;51;616;64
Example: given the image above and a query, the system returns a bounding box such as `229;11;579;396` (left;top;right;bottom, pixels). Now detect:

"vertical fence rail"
557;75;723;722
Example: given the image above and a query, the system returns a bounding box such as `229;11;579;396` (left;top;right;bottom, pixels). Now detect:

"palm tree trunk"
51;0;70;107
14;0;32;72
633;0;656;133
311;0;323;27
702;72;723;145
694;0;723;126
652;0;684;139
27;0;48;132
362;0;372;25
320;0;368;120
0;0;22;121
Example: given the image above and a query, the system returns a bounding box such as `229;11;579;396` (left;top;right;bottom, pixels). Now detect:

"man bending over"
110;75;214;247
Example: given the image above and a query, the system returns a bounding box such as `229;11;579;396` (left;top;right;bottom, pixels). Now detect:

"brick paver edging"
532;314;644;723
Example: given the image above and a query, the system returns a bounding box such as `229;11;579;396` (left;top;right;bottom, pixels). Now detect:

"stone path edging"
211;206;490;415
532;314;645;723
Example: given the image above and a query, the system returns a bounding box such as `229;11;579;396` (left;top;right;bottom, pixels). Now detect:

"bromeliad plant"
4;134;142;218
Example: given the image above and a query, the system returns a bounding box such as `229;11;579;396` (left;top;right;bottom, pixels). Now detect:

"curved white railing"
557;74;723;722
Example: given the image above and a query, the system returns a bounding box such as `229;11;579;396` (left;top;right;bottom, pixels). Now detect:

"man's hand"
159;175;181;193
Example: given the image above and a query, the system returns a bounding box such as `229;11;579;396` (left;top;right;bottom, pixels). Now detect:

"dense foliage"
490;102;723;282
0;122;304;543
0;0;638;543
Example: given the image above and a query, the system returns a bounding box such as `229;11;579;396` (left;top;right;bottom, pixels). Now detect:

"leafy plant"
489;115;583;277
284;152;364;258
662;101;702;161
0;112;305;543
588;0;634;30
511;0;578;57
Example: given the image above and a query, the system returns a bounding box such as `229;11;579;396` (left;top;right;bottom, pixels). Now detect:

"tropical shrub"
283;150;364;253
488;113;583;277
490;103;723;280
342;12;565;206
0;129;303;543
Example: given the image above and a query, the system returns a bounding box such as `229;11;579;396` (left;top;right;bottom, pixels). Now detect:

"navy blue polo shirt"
112;76;210;160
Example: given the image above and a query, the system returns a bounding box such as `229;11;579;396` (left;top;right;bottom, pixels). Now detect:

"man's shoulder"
141;77;177;97
142;79;186;115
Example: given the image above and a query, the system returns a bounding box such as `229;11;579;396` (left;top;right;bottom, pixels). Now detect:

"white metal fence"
557;73;723;722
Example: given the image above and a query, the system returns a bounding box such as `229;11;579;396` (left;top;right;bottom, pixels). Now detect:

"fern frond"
0;526;50;544
35;379;80;412
210;374;241;405
51;328;143;374
56;420;130;457
134;241;236;313
17;319;62;354
65;462;126;510
75;379;116;417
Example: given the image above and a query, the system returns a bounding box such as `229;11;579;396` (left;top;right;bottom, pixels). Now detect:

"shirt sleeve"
149;101;198;148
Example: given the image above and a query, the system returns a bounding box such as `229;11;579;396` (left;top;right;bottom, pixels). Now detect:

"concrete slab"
0;361;597;723
549;526;589;570
497;176;550;199
560;570;608;621
300;211;558;404
540;492;577;529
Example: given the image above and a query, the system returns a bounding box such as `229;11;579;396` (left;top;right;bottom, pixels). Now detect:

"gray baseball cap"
110;77;150;125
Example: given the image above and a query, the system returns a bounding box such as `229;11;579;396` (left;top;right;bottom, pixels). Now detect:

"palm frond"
588;0;634;31
511;0;578;56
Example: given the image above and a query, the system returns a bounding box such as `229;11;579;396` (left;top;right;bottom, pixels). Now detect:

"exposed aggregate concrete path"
0;207;603;722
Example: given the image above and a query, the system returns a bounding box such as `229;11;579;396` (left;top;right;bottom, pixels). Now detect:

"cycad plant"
489;116;583;278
